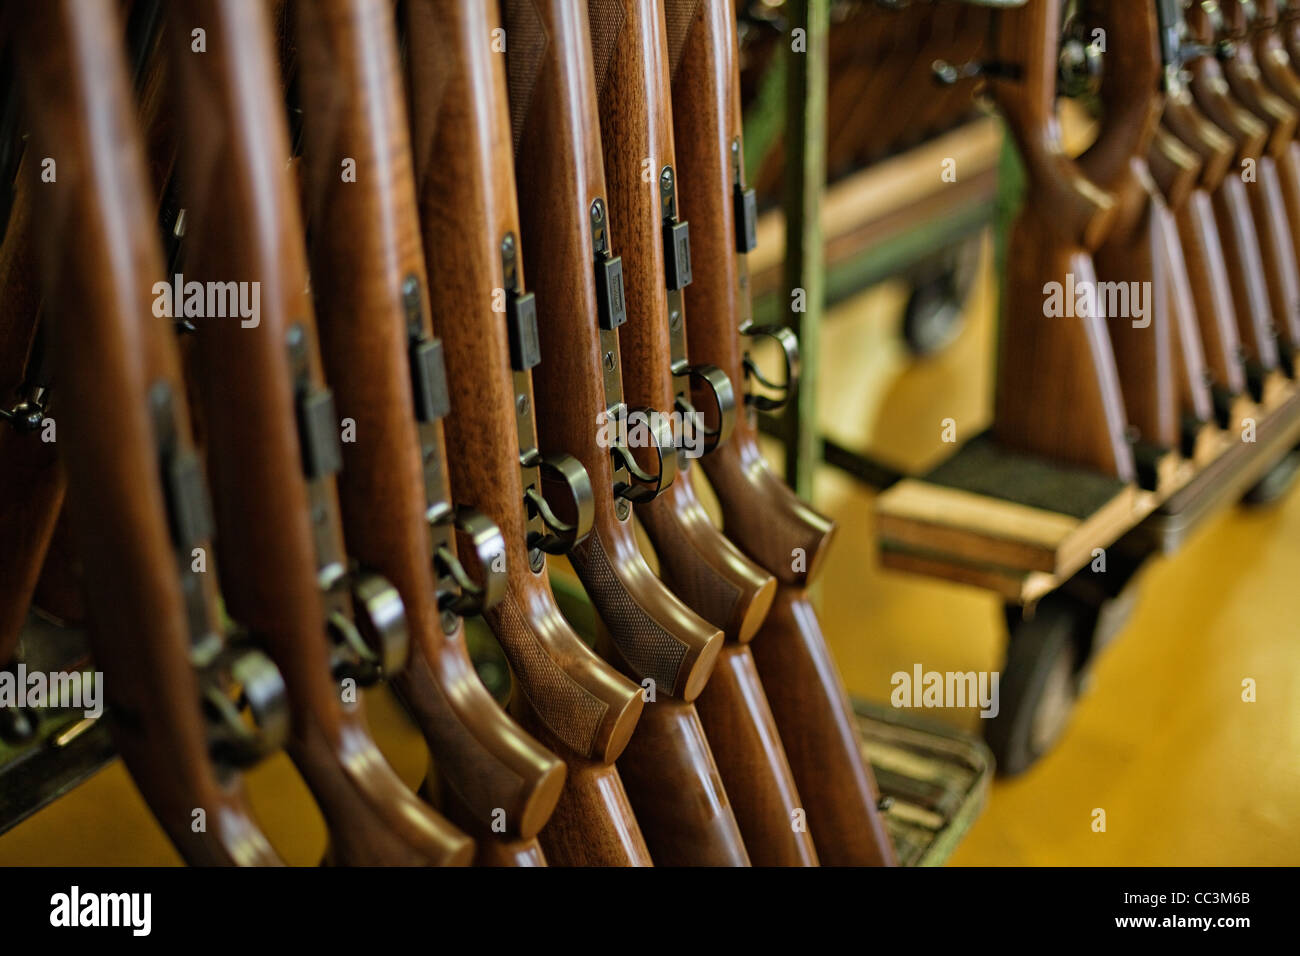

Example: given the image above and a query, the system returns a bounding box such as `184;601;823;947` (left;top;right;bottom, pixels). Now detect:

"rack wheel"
984;594;1091;776
900;237;979;357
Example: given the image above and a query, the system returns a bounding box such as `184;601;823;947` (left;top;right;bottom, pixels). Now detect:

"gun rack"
876;389;1300;603
853;700;992;867
740;1;1019;497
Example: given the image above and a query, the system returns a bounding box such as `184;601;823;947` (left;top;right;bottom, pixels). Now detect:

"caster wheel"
1240;448;1300;508
984;594;1087;776
900;237;979;357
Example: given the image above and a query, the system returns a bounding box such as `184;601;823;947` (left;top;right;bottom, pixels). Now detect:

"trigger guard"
530;453;595;554
350;572;410;679
613;405;678;503
440;506;508;615
203;644;289;768
742;324;800;412
686;363;737;454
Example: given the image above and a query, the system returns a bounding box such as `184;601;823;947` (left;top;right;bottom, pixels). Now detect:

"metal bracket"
148;380;289;766
286;322;409;684
660;164;736;458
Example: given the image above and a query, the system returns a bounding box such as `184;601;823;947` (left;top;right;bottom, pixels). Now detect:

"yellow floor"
2;237;1297;865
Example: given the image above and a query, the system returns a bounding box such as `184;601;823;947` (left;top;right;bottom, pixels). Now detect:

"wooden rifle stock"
665;0;895;866
660;0;817;866
1248;0;1300;355
586;0;764;867
19;0;284;864
0;164;63;669
1146;126;1219;437
1077;0;1178;465
1185;1;1286;379
164;0;473;866
1216;0;1300;370
404;0;650;866
1159;89;1253;402
1285;0;1300;63
292;0;564;862
989;0;1134;480
505;0;752;867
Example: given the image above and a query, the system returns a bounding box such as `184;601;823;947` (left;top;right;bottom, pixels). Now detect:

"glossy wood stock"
1251;0;1300;352
506;0;747;866
405;0;648;865
165;0;472;866
1159;93;1251;397
587;0;775;659
661;0;816;866
665;0;894;866
1217;0;1300;364
1077;0;1177;452
1186;2;1285;373
294;0;564;850
990;0;1133;479
0;167;63;666
19;0;279;865
1147;128;1216;428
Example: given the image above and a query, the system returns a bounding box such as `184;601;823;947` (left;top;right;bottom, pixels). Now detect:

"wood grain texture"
1152;105;1250;400
588;0;774;661
664;0;892;866
295;0;564;845
18;0;279;865
989;0;1134;479
523;710;653;866
405;0;649;863
749;588;895;866
504;0;726;702
503;0;741;857
1185;2;1285;371
1077;0;1176;451
662;0;816;867
1217;0;1300;357
1161;99;1252;395
1251;0;1300;350
166;0;471;865
0;168;63;665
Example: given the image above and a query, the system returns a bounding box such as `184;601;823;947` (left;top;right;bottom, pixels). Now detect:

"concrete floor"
1;238;1296;865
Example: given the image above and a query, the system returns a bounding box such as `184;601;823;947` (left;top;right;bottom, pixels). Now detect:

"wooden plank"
878;543;1055;603
876;479;1076;573
751;116;1004;279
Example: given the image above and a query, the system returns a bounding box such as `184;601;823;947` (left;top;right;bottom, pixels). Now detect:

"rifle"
1146;124;1221;444
292;0;565;865
507;0;791;866
0;159;63;675
17;0;288;864
163;0;473;865
1286;0;1300;62
669;0;896;866
1076;0;1179;479
1154;0;1254;414
1215;0;1300;372
403;0;652;866
659;0;827;866
1184;0;1289;388
987;0;1133;480
1247;0;1300;359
